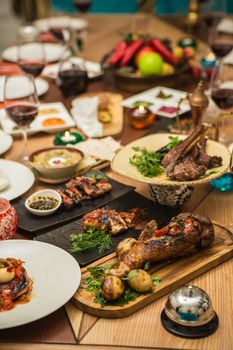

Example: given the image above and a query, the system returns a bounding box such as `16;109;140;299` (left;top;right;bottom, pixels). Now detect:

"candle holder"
53;131;84;146
128;105;155;129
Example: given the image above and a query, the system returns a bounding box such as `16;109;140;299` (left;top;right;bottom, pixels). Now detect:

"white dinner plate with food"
0;76;48;102
34;15;88;32
0;160;35;200
0;240;81;329
111;133;231;186
0;131;13;155
2;43;67;63
42;57;102;80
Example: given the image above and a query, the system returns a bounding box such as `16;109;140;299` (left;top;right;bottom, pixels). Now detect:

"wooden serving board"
73;222;233;318
75;92;124;137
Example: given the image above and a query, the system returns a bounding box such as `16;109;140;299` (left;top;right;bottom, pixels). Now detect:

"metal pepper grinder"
190;80;209;128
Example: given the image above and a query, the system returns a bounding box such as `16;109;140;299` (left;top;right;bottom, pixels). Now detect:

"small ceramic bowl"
29;147;84;182
25;189;62;216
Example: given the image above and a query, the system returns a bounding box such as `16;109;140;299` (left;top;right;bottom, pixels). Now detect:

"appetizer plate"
42;57;103;80
35;16;88;32
0;76;49;102
122;86;190;118
0;240;81;329
13;170;134;234
0;102;75;136
111;133;231;186
35;191;179;266
73;92;124;137
2;43;67;63
0;160;35;201
0;131;13;155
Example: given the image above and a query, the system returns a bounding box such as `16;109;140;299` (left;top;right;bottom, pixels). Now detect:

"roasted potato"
116;238;138;258
101;275;125;301
127;269;153;293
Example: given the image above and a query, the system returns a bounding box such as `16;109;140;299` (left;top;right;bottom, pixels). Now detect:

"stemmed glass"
72;0;92;14
4;75;39;162
18;40;46;78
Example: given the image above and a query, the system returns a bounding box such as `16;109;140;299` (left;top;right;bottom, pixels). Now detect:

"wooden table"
1;14;233;350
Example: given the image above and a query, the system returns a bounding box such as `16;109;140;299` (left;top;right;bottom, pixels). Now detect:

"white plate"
42;57;102;80
0;160;35;200
35;16;88;32
2;43;67;63
0;76;48;102
0;240;81;329
122;86;190;118
0;102;75;136
0;131;13;155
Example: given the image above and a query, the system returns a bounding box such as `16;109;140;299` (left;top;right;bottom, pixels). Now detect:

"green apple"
138;52;163;76
135;46;153;66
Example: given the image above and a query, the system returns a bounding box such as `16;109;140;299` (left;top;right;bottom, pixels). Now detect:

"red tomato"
135;46;153;66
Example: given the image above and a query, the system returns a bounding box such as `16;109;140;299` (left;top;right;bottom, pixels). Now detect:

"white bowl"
25;189;62;216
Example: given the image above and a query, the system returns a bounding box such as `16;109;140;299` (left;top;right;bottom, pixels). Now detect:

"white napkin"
71;96;104;138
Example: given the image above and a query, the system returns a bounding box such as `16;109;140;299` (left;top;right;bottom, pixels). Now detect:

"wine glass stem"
21;128;28;162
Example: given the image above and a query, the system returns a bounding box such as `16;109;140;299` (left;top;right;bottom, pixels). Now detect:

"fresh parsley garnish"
199;170;219;179
144;262;151;271
70;227;112;253
87;173;108;181
129;147;163;178
166;136;182;150
152;276;161;287
131;100;154;108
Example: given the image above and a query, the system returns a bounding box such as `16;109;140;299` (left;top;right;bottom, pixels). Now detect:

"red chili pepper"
108;41;128;66
120;39;143;67
149;38;178;65
153;227;169;236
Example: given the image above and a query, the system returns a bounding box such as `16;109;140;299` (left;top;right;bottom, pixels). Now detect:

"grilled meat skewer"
110;213;214;277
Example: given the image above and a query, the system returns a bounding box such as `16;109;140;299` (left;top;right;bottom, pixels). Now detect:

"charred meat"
162;124;222;181
110;213;214;277
83;208;141;235
59;176;112;208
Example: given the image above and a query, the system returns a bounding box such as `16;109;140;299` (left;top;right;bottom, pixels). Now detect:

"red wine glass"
4;75;39;161
73;0;92;13
18;41;46;78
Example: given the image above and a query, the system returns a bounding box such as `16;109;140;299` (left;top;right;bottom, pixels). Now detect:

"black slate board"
35;191;180;266
13;170;134;234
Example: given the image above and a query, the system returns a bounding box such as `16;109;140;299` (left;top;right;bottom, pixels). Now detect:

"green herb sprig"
129;147;163;178
70;227;112;254
166;136;182;150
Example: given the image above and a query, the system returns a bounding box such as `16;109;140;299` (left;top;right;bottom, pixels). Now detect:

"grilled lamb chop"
169;151;206;181
83;208;140;235
162;124;209;179
110;213;214;277
196;137;222;168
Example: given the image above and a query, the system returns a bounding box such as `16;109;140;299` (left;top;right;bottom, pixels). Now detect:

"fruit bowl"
101;33;193;93
112;60;190;93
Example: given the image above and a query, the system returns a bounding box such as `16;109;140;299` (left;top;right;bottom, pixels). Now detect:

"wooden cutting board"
74;92;124;137
73;222;233;318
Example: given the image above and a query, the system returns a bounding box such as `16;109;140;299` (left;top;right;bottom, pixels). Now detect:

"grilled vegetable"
126;269;153;293
101;275;125;301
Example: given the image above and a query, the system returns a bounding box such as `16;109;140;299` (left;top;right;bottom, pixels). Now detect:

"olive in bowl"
25;189;62;216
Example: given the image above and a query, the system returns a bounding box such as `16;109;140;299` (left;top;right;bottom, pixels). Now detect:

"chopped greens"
144;262;151;270
129;136;182;178
166;136;182;150
70;227;112;254
87;173;108;181
152;276;161;287
129;147;163;178
131;100;154;108
199;170;219;179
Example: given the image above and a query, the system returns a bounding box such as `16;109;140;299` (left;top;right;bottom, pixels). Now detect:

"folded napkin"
71;96;104;138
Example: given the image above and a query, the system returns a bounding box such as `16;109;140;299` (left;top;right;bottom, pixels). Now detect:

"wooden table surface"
1;14;233;350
